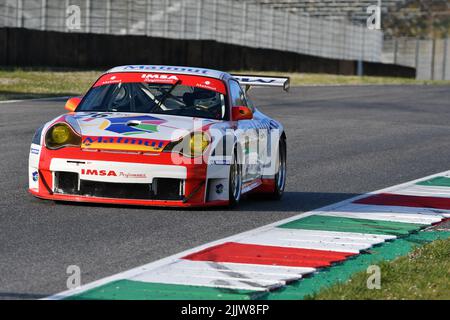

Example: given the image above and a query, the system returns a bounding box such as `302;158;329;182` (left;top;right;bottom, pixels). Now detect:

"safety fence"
382;38;450;81
0;0;383;63
0;26;415;79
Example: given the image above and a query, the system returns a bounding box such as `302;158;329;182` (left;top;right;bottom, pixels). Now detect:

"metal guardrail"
0;0;383;63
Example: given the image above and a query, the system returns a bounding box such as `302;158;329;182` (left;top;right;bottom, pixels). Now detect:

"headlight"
45;123;81;149
164;132;210;158
189;132;210;157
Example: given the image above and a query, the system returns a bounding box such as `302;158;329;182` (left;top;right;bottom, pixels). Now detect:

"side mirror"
232;106;253;121
64;97;82;112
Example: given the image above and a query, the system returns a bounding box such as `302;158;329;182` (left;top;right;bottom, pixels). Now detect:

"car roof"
106;65;232;81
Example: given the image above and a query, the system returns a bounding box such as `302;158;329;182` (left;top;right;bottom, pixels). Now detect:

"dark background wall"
0;27;415;78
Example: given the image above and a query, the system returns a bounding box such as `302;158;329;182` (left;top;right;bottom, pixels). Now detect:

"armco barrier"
0;28;415;78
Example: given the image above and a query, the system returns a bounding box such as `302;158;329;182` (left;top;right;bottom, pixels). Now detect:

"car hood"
68;112;218;142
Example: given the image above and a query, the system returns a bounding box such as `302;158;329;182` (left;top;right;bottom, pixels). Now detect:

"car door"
229;80;262;183
244;91;272;178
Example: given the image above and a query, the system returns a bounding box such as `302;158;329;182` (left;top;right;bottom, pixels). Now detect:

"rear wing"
232;75;290;92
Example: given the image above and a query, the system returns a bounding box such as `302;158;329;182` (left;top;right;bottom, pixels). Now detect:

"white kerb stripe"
235;229;382;253
252;228;397;241
338;203;450;217
155;260;313;282
237;228;389;245
167;260;315;276
131;263;284;291
391;185;450;199
317;210;442;225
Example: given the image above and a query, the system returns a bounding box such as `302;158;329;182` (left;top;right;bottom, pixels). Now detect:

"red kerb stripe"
182;242;354;268
355;193;450;210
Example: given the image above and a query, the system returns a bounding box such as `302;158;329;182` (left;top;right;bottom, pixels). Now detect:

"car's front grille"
80;180;153;199
54;172;184;201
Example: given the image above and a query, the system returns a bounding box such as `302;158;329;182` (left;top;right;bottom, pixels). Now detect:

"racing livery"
29;65;288;207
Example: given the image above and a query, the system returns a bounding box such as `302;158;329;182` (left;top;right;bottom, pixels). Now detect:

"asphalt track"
1;85;450;299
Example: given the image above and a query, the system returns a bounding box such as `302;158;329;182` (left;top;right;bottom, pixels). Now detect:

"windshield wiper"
151;80;182;112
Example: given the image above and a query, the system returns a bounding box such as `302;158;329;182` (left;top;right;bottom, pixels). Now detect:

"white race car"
29;65;288;207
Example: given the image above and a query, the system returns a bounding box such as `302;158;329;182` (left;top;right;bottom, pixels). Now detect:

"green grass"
1;68;449;101
308;238;450;300
0;68;101;100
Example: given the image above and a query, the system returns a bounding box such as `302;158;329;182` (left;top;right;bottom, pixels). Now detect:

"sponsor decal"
81;136;167;152
99;115;166;135
30;147;40;155
238;77;277;84
100;75;122;86
81;169;147;179
74;114;167;135
118;172;147;179
73;112;115;122
212;159;230;165
195;80;219;92
122;65;209;74
141;73;179;84
81;169;117;176
94;73;227;95
32;171;39;182
269;120;280;129
215;184;224;194
233;76;289;91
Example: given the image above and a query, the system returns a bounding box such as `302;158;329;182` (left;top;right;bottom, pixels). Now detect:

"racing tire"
270;137;287;200
228;148;243;207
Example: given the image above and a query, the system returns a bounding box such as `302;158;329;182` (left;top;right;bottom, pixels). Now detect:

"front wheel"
228;149;242;207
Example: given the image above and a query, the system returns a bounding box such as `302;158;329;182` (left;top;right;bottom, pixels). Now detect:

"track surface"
1;85;450;299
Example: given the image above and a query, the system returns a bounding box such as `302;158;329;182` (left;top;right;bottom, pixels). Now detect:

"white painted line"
0;96;70;104
45;169;450;300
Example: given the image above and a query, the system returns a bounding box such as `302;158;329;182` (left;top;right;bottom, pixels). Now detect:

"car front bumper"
29;146;230;207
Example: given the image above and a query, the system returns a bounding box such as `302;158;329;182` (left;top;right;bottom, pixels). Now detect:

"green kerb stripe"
416;176;450;187
66;281;264;300
260;231;450;300
278;215;424;236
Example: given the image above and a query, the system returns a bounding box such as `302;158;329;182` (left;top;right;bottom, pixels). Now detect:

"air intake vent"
154;178;184;200
55;172;79;194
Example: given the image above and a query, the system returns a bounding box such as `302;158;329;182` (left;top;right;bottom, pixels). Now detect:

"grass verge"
0;69;100;101
309;238;450;300
1;68;449;101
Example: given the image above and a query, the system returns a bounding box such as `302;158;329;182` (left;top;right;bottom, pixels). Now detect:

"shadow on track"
41;191;359;213
240;191;359;213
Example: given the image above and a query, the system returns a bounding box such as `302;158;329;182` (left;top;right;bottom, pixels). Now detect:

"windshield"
77;73;227;120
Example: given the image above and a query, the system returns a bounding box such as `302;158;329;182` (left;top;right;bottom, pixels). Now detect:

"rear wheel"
271;138;286;200
228;149;242;207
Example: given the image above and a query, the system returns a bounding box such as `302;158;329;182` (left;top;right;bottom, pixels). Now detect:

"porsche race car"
29;65;288;207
